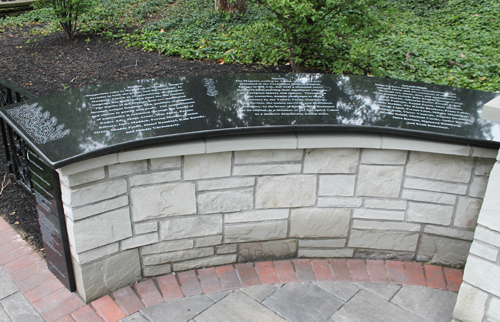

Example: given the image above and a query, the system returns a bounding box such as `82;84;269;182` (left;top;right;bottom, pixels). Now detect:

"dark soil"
0;26;311;256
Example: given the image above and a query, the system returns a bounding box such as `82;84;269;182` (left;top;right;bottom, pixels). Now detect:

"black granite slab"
1;74;499;168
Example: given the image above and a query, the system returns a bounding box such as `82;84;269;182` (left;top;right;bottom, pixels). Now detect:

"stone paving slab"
0;267;18;300
0;292;44;322
141;294;214;322
354;281;402;300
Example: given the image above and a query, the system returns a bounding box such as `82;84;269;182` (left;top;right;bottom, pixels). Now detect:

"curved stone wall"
57;133;497;302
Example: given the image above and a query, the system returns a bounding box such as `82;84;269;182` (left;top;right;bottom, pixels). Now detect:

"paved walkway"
0;217;461;322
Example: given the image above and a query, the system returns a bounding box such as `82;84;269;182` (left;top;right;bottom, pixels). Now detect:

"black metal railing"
0;78;38;190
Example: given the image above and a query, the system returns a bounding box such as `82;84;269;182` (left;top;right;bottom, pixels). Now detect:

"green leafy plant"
34;0;90;39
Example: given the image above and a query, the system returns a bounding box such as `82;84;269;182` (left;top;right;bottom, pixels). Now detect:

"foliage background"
1;0;499;91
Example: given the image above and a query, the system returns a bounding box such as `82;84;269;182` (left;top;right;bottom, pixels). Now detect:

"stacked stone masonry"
59;145;496;302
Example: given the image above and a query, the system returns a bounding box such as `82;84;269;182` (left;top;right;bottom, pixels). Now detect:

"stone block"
61;167;106;187
194;235;223;247
352;220;420;231
256;175;317;208
108;161;148;178
354;250;415;261
407;202;454;225
62;179;127;207
143;264;172;277
406;151;473;183
298;249;354;258
423;225;474;241
141;239;193;255
68;207;132;253
216;245;237;254
486;296;500;322
402;189;456;205
121;232;159;250
75;249;141;303
233;164;302;176
131;182;196;221
74;243;119;265
475;158;495;176
143;247;214;265
172;255;237;271
290;208;350;238
237;240;297;262
477;165;500;232
463;256;500;298
318;197;363;208
353;209;405;221
198;189;253;214
160;215;223;241
298;239;346;248
318;175;355;196
474;226;500;247
67;195;129;221
417;234;471;266
206;134;296;153
234;150;303;164
348;230;419;251
184;152;231;180
469;176;488;198
225;209;289;224
469;241;498;262
150;156;181;170
129;170;181;186
356;165;404;197
361;149;407;164
225;221;287;243
404;177;468;195
303;148;359;173
197;177;255;191
364;199;407;210
454;197;482;228
134;221;158;234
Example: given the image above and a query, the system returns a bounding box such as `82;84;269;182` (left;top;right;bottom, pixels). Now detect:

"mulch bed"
0;25;311;256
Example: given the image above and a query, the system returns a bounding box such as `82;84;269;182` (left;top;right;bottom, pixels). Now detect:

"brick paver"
112;286;145;315
18;269;57;292
274;260;299;283
443;267;463;292
32;288;75;313
71;305;104;322
311;260;334;281
197;267;223;293
41;295;86;322
24;278;66;303
91;295;126;322
134;280;164;307
216;265;242;290
330;259;352;282
424;264;447;290
55;315;77;322
235;263;261;287
3;253;42;274
366;260;389;283
0;246;37;266
405;261;426;286
157;274;185;301
347;259;370;282
386;260;407;284
293;259;316;282
9;259;48;283
178;270;204;296
255;261;280;285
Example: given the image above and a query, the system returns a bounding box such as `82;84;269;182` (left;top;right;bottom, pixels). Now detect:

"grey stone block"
475;158;495;176
356;165;404;197
160;215;222;241
237;240;297;262
198;189;253;214
234;150;303;164
352;220;420;232
469;241;498;261
62;179;127;207
129;170;181;186
68;207;132;253
256;175;317;208
391;285;457;322
233;163;302;175
263;282;343;322
318;175;355;196
298;249;354;258
348;230;419;251
454;196;482;228
402;189;457;205
303;148;359;173
141;294;214;322
134;221;158;234
184;152;231;180
225;209;289;224
141;239;193;255
108;161;147;178
361;149;407;164
407;202;454;225
0;292;44;322
453;283;488;322
74;243;119;265
291;208;350;238
142;264;172;277
197;177;255;191
216;245;237;254
404;177;468;195
406;152;473;183
143;247;214;265
225;221;287;243
131;182;196;221
298;239;346;248
121;233;159;250
423;225;474;241
66;195;129;221
75;249;141;303
318;197;363;208
194;235;223;247
417;234;471;266
150;156;181;170
353;209;405;221
195;291;287;322
469;176;488;198
364;199;407;210
62;167;105;187
172;254;236;271
353;250;415;261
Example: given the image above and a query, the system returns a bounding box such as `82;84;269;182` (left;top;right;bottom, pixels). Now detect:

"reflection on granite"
1;74;499;168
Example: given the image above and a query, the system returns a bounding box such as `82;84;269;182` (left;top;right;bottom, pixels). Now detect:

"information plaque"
1;73;499;167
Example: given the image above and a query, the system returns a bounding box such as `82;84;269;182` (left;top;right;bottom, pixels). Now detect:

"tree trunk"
215;0;246;17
